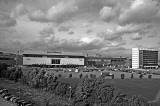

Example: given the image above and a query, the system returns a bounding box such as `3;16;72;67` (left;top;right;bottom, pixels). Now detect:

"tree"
79;74;83;79
55;82;70;97
75;77;114;106
121;74;125;79
69;74;72;78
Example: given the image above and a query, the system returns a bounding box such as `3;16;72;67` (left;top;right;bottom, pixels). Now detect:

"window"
51;59;60;64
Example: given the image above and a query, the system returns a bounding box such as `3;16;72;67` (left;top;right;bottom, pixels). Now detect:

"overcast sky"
0;0;160;57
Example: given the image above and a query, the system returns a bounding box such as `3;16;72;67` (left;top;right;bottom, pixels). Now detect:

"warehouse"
22;51;85;68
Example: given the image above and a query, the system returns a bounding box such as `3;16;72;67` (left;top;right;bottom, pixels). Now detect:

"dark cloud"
118;0;160;25
51;40;104;52
86;29;92;34
28;0;128;23
131;33;143;40
39;26;54;39
11;3;28;18
58;25;71;32
102;47;130;57
116;24;152;36
28;1;78;23
99;6;120;22
25;36;106;52
97;31;122;41
28;10;48;23
0;12;16;27
68;31;74;35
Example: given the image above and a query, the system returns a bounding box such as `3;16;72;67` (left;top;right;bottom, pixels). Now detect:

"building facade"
132;48;158;69
22;51;85;68
110;57;127;68
85;57;111;67
85;56;128;68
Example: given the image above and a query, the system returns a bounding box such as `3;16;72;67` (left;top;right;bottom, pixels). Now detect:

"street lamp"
69;86;72;101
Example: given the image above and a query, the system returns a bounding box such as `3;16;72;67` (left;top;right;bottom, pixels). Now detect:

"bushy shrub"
55;82;70;97
131;74;134;79
112;75;114;79
121;74;125;79
79;74;83;79
69;74;72;78
139;74;143;79
58;74;62;78
75;77;114;105
148;75;152;79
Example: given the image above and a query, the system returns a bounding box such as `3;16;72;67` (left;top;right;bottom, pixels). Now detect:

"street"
0;97;17;106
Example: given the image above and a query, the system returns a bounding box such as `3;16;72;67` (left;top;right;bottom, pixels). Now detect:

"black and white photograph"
0;0;160;106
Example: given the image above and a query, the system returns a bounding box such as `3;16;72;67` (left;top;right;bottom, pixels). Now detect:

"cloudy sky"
0;0;160;57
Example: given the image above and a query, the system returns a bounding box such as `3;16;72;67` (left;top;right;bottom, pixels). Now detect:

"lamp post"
69;86;72;101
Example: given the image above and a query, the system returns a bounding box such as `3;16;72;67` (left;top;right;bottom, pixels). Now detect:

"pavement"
0;97;17;106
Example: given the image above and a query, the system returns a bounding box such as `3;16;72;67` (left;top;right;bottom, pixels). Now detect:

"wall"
132;48;139;69
23;57;84;65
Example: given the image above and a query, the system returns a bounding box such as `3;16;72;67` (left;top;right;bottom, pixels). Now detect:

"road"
0;97;17;106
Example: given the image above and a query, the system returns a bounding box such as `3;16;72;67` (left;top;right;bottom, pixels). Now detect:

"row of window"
51;59;60;64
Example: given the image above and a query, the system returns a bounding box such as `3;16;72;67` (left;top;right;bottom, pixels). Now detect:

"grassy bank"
0;78;72;106
1;78;160;105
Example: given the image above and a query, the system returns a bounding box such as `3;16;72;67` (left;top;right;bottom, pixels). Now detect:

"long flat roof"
132;48;158;51
22;51;84;57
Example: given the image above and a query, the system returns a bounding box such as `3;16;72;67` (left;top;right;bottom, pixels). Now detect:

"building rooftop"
132;48;158;51
22;50;84;56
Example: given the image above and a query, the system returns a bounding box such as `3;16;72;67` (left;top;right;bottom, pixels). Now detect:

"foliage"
69;74;72;78
139;74;143;79
55;82;70;97
0;66;153;106
121;74;125;79
75;77;114;106
79;74;83;79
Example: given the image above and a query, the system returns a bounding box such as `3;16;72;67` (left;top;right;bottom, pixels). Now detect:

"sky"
0;0;160;58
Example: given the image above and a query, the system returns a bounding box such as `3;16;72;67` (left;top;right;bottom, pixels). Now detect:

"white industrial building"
22;51;85;68
132;48;140;69
132;48;158;69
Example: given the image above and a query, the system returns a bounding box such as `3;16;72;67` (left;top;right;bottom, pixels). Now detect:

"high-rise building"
132;48;158;69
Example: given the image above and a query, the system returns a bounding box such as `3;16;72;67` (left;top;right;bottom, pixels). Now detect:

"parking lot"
0;88;33;106
0;96;16;106
45;69;160;79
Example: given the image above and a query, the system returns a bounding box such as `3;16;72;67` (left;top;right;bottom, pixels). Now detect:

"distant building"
110;57;127;68
85;57;111;67
132;48;158;69
85;56;128;68
0;52;16;66
22;51;85;68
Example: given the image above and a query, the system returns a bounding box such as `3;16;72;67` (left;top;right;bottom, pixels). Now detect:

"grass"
1;76;160;105
103;79;160;101
0;78;71;106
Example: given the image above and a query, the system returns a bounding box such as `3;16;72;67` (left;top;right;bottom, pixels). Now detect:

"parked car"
0;89;8;94
1;93;10;98
25;103;34;106
13;98;21;103
20;101;33;106
4;95;14;101
10;96;17;102
16;100;25;106
101;72;113;76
